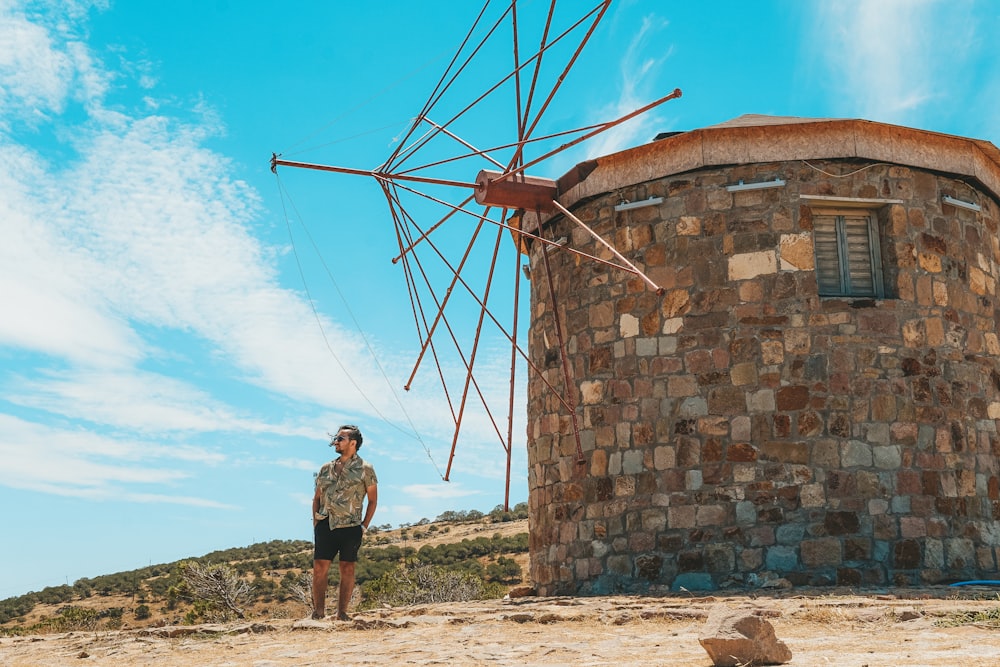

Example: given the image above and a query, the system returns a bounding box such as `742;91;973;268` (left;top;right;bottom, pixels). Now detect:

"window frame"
811;207;885;298
800;196;899;301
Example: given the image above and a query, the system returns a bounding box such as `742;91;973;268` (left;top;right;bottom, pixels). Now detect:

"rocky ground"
2;587;999;666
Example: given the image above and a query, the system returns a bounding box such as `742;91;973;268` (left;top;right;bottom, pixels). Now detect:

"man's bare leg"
312;559;331;619
337;560;356;620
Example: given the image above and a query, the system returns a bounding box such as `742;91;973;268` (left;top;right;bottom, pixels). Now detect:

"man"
311;424;378;621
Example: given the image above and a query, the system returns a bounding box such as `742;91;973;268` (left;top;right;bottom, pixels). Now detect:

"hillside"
5;516;1000;665
0;517;529;635
4;588;1000;666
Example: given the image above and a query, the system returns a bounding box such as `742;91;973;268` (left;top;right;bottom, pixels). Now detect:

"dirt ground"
2;588;999;666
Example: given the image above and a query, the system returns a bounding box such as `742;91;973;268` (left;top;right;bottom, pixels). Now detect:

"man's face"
333;430;355;456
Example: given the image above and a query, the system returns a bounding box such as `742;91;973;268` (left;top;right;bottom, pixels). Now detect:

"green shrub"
486;556;522;583
359;563;505;610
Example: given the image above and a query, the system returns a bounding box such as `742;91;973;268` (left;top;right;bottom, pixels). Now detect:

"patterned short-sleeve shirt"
315;455;377;529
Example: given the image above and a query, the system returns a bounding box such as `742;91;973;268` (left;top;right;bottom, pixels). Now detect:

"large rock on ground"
698;609;792;666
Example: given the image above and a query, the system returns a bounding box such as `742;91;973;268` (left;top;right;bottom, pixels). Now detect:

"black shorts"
314;523;363;562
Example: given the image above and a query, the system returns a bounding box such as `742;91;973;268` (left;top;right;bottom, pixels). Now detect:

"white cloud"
0;164;144;368
0;1;524;509
0;6;400;411
585;14;672;159
4;368;295;435
0;8;74;121
0;414;226;504
116;493;234;509
0;2;111;127
400;482;480;500
812;0;977;125
273;458;321;472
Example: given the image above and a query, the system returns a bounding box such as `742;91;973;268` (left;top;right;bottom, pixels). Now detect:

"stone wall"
525;158;1000;594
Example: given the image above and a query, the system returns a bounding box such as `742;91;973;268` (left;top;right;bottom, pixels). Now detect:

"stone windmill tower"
519;115;1000;594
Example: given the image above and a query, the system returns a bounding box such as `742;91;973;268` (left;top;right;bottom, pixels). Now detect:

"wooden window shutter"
813;214;842;295
812;210;884;298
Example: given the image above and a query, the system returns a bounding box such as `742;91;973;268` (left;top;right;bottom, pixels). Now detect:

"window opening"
812;208;885;298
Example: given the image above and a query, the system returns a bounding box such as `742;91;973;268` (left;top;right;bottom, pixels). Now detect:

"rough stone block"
893;539;921;569
672;572;715;591
697;505;727;526
614;474;636;498
824;511;860;535
775;523;806;545
731;415;752;440
679;396;709;416
783;329;810;354
747;389;775;412
873;445;902;469
731;361;758;385
842;440;873;467
621;451;644;475
779;232;814;271
607;554;632;576
729;251;778;281
899;516;926;538
653;445;676;470
776;385;809;410
580;380;605;405
704;544;736;573
619;313;639;338
668;505;697;529
800;483;826;507
698;610;794;667
761;441;808;464
765;545;798;571
733;463;757;482
945;538;976;569
668;375;699;397
800;537;842;567
727;442;758;462
736;500;756;525
709;386;748;414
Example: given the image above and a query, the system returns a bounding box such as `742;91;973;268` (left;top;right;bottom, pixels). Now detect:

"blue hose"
949;580;1000;587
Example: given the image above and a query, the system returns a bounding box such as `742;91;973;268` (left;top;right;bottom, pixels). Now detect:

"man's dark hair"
339;424;363;449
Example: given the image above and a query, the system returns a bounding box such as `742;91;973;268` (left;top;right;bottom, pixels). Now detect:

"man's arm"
312;486;323;526
361;484;378;530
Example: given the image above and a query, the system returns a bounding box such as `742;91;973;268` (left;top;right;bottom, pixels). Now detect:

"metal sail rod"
382;181;461;427
388;197;518;453
384;1;509;172
394;207;580;417
512;0;610;171
403;214;487;392
385;4;606;176
271;156;477;190
386;178;651;277
504;226;522;512
550;200;665;295
395;122;605;177
420;117;505;169
508;88;683;182
516;0;557;161
443;225;507;481
539;217;584;463
392;194;475;266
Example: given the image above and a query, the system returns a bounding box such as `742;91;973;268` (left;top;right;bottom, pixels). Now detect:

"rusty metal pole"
550;200;665;294
538;214;585;463
270;156;478;190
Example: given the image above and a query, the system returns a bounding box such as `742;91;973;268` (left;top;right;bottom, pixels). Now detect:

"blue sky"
2;0;999;599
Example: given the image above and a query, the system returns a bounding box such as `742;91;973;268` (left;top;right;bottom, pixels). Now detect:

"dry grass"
5;592;1000;666
936;601;1000;628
